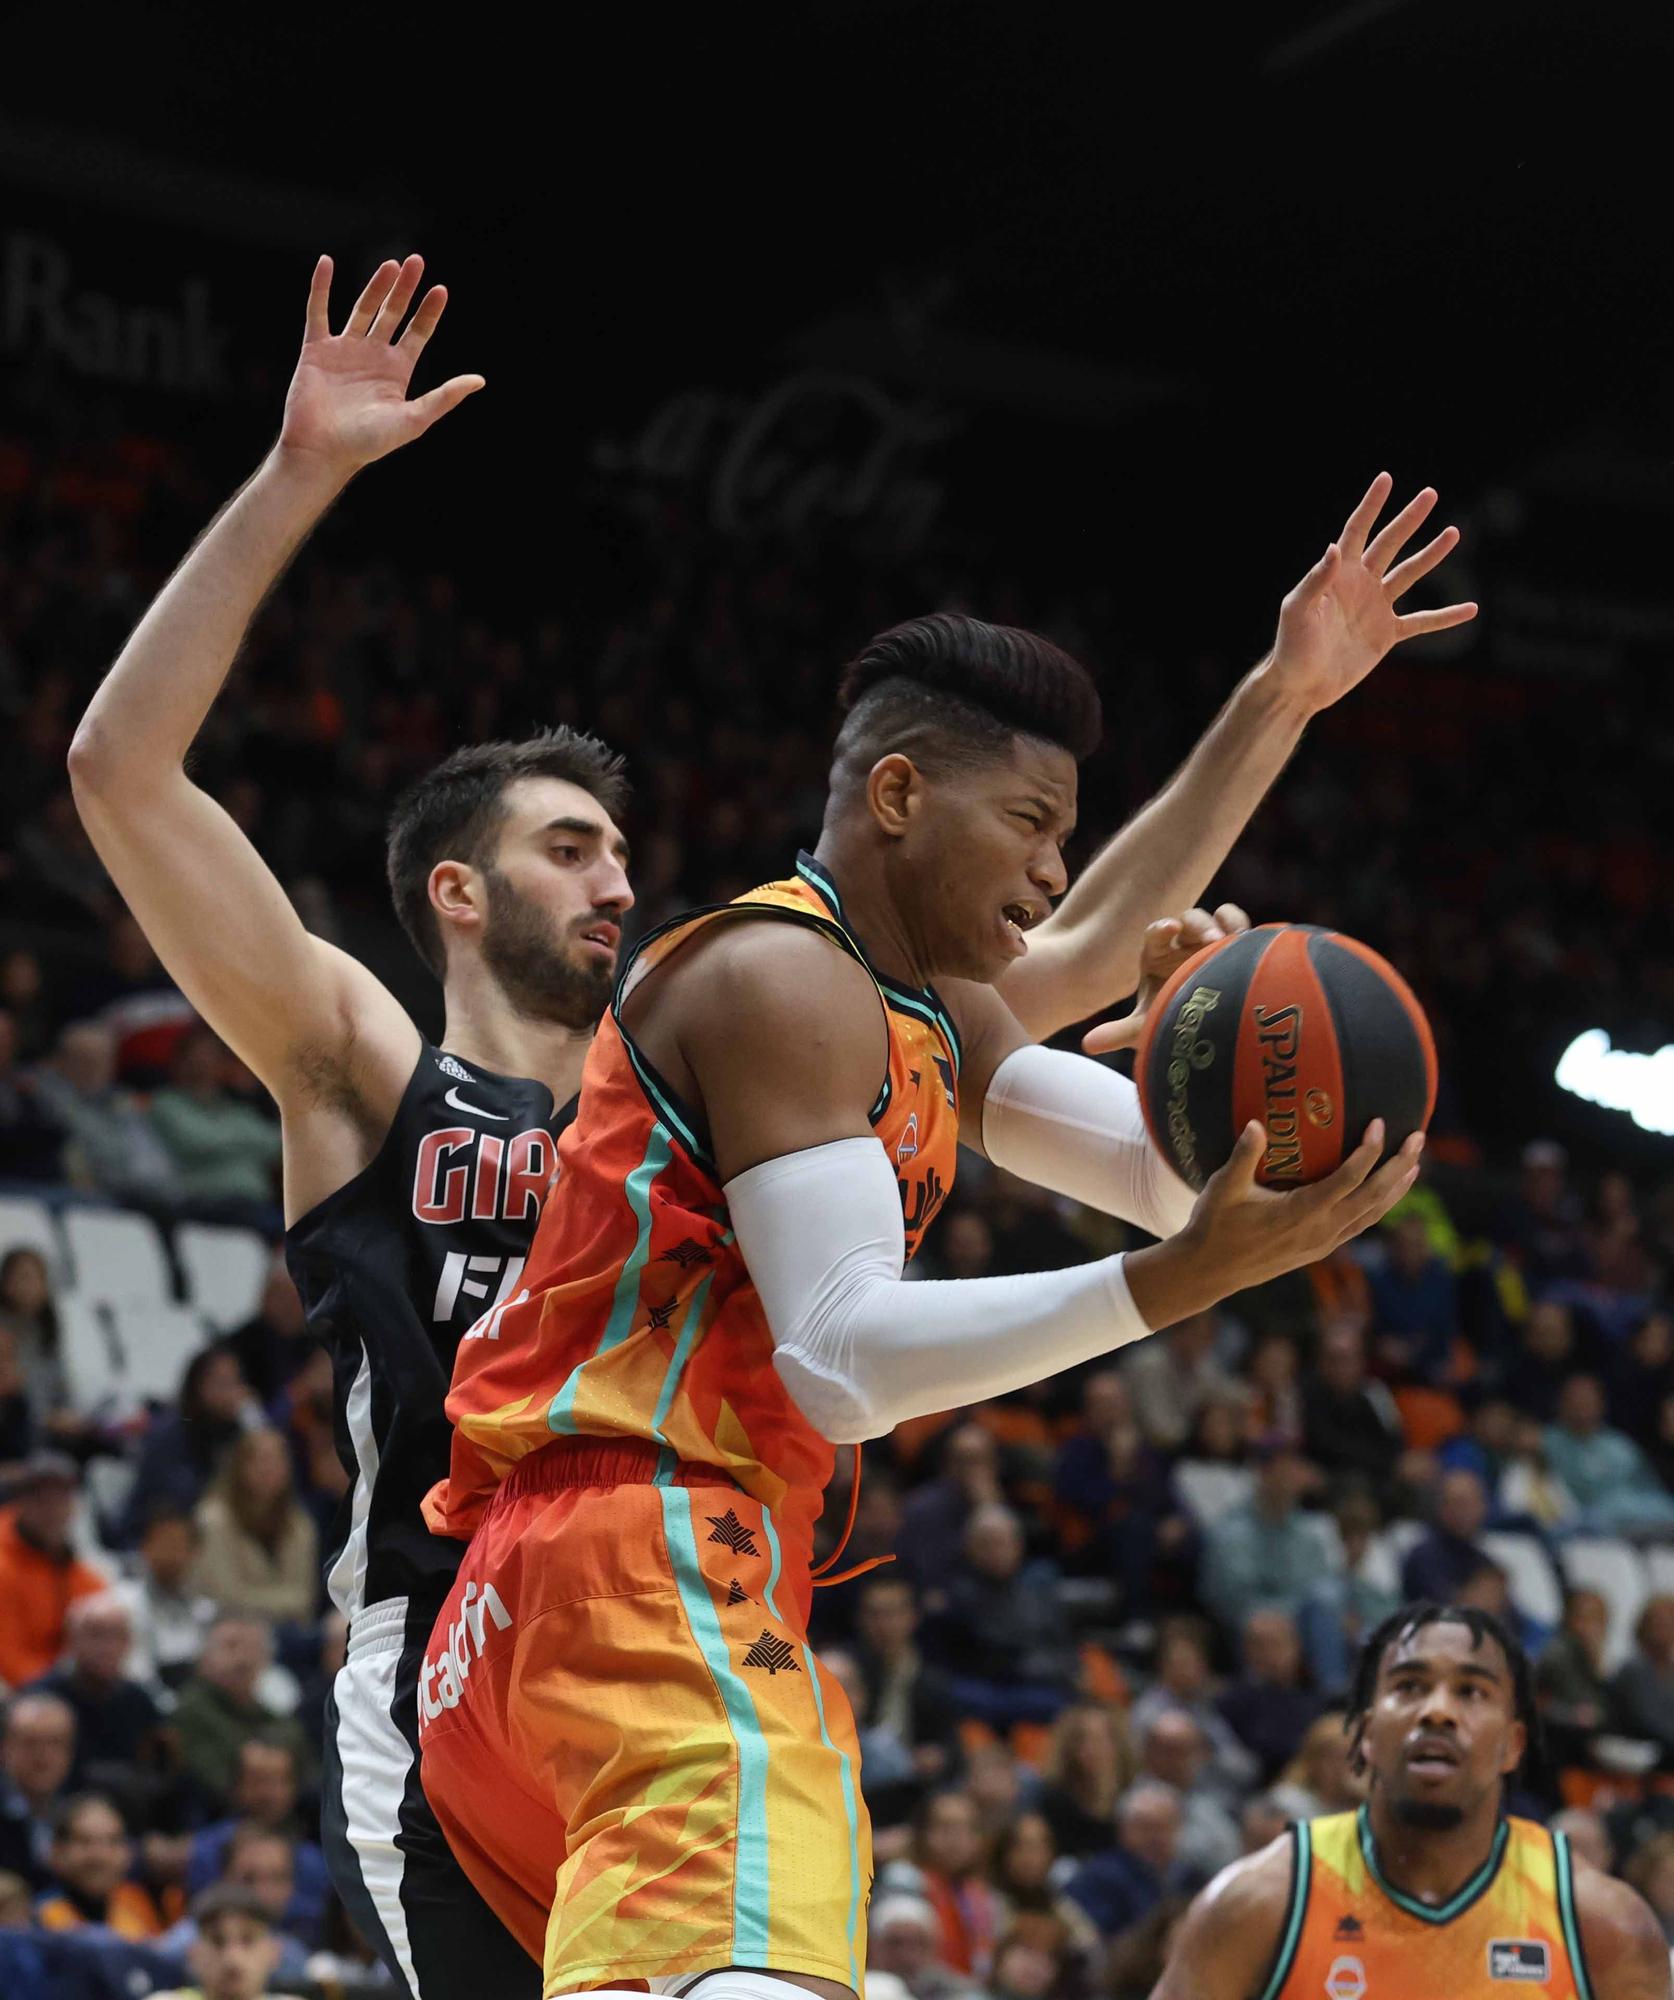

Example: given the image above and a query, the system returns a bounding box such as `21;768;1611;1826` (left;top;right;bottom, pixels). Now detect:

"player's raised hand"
1264;472;1478;715
1081;903;1250;1056
278;255;484;479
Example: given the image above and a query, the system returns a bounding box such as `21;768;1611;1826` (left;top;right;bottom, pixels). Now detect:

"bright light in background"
1555;1029;1674;1137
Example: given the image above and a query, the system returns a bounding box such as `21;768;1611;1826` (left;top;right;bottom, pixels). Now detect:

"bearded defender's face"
465;778;635;1028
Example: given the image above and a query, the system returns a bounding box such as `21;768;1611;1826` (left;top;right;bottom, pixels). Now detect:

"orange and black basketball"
1135;924;1437;1191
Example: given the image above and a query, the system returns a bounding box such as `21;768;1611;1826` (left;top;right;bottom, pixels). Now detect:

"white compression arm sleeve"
982;1043;1197;1240
726;1136;1155;1445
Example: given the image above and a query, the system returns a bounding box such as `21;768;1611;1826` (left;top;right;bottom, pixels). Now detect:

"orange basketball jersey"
425;851;962;1612
1263;1808;1592;2000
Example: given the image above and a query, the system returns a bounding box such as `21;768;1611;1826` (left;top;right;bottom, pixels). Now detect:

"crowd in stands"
0;429;1671;1998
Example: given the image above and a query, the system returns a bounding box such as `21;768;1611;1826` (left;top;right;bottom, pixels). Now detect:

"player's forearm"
999;661;1313;1038
69;446;346;790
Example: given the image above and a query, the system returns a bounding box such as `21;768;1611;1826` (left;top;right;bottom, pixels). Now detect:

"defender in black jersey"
71;255;1477;1999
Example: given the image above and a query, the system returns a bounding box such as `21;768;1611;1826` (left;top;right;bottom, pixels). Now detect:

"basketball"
1135;923;1437;1191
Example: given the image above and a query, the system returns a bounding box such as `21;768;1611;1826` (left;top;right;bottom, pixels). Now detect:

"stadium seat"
111;1301;210;1404
56;1296;128;1414
61;1207;172;1307
1174;1462;1253;1528
1481;1530;1564;1631
175;1220;270;1331
0;1193;69;1286
1644;1545;1674;1603
1563;1537;1650;1672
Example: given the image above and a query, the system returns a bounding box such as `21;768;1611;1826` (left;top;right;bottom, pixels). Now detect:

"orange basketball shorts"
418;1439;871;1997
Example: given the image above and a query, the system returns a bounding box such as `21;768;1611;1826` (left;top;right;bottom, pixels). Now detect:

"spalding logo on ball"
1135;924;1437;1189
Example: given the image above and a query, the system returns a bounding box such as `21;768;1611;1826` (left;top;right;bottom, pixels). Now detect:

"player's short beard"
479;865;615;1029
1392;1797;1468;1831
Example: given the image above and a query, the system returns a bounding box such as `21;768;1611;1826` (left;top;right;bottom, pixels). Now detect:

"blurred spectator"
1132;1710;1240;1881
1536;1589;1618;1758
0;1452;108;1689
1399;1468;1490;1603
854;1575;959;1799
190;1427;319;1627
1369;1212;1462;1386
0;1247;89;1456
1611;1312;1674;1453
1052;1370;1190;1609
1065;1781;1187;1938
0;951;53;1064
1172;1398;1251;1529
1513;1301;1592;1425
986;1928;1063;2000
1612;1597;1674;1756
1239;1791;1290;1855
119;1345;257;1545
879;1791;1001;1981
1299;1487;1402;1696
1103;1895;1191;2000
1454;1557;1551;1659
1243;1334;1303;1454
28;1592;164;1788
1625;1830;1674;1947
60;914;197;1086
1498;1414;1580;1531
14;794;114;931
1122;1313;1241;1453
0;1692;76;1888
1128;1617;1258;1800
34;1790;162;1939
172;1617;311;1813
1504;1141;1589;1293
1300;1323;1404;1486
1543;1374;1674;1534
185;1737;327;1941
113;1504;216;1696
1037;1705;1129;1861
165;1825;315;1986
1216;1610;1320;1781
154;1881;306;2000
990;1811;1102;1977
867;1891;983;2000
147;1029;281;1210
899;1425;1003;1595
1275;1710;1362;1818
227;1256;308;1408
1437;1395;1520;1509
28;1022;183;1203
931;1504;1076;1730
1199;1447;1329;1632
0;1010;66;1182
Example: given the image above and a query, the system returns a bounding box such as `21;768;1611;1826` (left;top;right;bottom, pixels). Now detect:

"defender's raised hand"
1265;472;1478;715
279;255;484;480
1081;902;1250;1056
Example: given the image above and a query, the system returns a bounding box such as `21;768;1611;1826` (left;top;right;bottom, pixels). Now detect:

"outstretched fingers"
1332;1132;1425;1244
345;259;403;338
1363;485;1438;577
1383;524;1459;602
369;255;425;343
305;254;333;338
397;284;450;357
408;374;487;430
1337;471;1394;562
1395;601;1479;637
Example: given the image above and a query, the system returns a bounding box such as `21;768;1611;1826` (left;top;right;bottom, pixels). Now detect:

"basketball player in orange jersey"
419;588;1471;2000
1153;1604;1669;1999
70;250;1474;2000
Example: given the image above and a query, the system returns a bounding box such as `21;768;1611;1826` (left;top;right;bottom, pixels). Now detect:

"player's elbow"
66;721;111;797
771;1346;879;1446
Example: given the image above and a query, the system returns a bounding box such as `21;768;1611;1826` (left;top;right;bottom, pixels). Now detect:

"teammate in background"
418;610;1436;2000
1152;1604;1671;1999
70;252;1473;2000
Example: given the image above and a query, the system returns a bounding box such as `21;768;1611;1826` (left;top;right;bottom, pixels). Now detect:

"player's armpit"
70;764;418;1115
1149;1840;1292;2000
1573;1864;1674;2000
935;977;1032;1154
645;920;890;1183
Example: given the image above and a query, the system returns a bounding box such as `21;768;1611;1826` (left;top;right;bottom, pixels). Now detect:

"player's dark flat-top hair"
1346;1601;1541;1776
833;612;1103;785
386;727;629;977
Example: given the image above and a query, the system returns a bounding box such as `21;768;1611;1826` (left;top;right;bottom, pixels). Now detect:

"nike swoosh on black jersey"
444;1086;509;1121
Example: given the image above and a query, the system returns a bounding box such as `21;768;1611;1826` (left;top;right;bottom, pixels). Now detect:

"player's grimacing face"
475;777;634;1028
898;736;1077;983
1361;1622;1525;1829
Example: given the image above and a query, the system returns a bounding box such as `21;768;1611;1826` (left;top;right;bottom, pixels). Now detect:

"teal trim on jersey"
1255;1821;1310;2000
658;1485;772;1960
647;1270;716;1478
1554;1829;1596;2000
620;1037;709;1168
796;852;843;916
759;1504;786;1623
801;1629;864;1991
1358;1805;1509;1924
546;1124;671;1434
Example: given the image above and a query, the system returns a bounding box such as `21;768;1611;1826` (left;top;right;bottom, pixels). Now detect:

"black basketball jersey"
286;1042;577;1622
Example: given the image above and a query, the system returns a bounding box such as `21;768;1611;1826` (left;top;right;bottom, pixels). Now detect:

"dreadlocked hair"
1344;1601;1543;1778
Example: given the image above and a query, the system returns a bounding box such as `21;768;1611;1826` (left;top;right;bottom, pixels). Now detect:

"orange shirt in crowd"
0;1505;107;1689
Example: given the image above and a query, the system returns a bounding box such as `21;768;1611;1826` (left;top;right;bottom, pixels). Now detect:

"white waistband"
345;1595;410;1660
